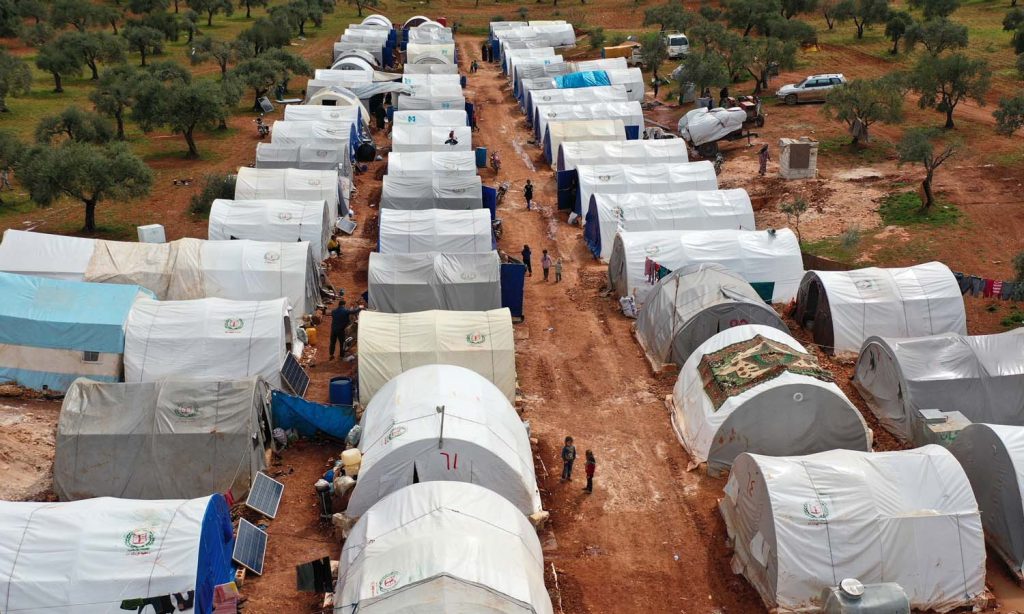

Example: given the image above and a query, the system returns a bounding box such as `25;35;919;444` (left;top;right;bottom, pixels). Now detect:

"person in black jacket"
329;299;362;360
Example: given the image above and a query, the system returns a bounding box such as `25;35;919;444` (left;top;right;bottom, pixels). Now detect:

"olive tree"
910;52;990;129
896;127;958;210
35;107;115;145
822;76;904;145
90;64;143;140
0;50;31;112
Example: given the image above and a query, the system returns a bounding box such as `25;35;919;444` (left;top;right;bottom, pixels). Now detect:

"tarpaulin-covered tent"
399;73;461;87
555;139;688;209
368;251;501;313
0;272;150;392
535;101;644;147
346;365;541;517
395;80;464;110
208;199;332;260
124;297;293;387
380;174;482;210
950;424;1024;580
407;26;454;44
574;161;718;216
635;264;788;371
357;308;516;403
391;124;472;152
720;446;986;613
546;120;625;174
271;390;356;440
608;228;803;307
392;109;467;126
55;377;272;501
551;68;644;101
671;324;870;474
0;232;322;316
528;85;629;129
386;151;477;176
508;54;561;89
379;209;492;254
515;58;628;101
678;106;746;146
336;482;552;614
794;262;967;355
255;141;353;177
585;189;755;260
402;63;460;74
270;120;358;164
235;167;345;221
0;495;235;614
283;104;370;136
854;329;1024;444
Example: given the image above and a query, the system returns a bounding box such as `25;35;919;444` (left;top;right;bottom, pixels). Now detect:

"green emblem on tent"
173;404;200;419
124;528;156;554
644;245;661;256
803;500;829;522
224;318;244;332
384;426;406;444
611;206;624;220
466;331;486;345
378;571;401;593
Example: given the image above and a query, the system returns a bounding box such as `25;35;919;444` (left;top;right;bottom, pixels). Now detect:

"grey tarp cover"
54;377;271;501
950;424;1024;579
380;175;483;210
635;263;788;370
854;329;1024;444
367;251;502;313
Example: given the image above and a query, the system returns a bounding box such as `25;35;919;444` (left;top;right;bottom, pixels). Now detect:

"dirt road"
461;36;763;613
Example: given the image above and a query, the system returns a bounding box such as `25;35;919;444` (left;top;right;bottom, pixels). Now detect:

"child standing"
561;436;576;481
583;450;596;493
541;250;552;281
554;257;562;283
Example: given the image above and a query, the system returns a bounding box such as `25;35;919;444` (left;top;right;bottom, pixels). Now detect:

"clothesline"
953;271;1023;302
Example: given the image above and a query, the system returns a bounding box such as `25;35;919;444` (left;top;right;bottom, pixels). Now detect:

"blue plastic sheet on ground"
554;70;610;89
271;390;356;440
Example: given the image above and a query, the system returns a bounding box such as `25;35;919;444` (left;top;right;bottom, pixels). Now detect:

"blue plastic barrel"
460;75;467;88
475;146;487;168
329;376;354;405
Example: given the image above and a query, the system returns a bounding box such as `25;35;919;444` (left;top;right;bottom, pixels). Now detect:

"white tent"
270;119;357;154
336;482;552;614
395;81;464;110
346;365;541;517
574;161;719;217
380;174;482;210
306;85;370;110
601;68;645;101
124;297;293;387
386;151;477;176
535;101;644;145
854;329;1024;444
556;137;688;172
407;26;454;44
400;73;461;87
546;120;625;170
392;109;467;127
379;209;492;254
367;251;502;313
235;167;345;221
284;104;369;136
357;309;516;403
334;42;385;64
671;324;870;474
401;63;460;74
678;107;746;146
721;446;986;613
635;264;788;371
0;231;322;315
608;228;803;307
391;124;472;152
208;199;332;259
794;262;967;355
405;42;455;64
950;424;1024;580
0;495;235;614
255;141;352;177
330;55;377;73
361;14;392;28
527;85;630;126
584;189;755;260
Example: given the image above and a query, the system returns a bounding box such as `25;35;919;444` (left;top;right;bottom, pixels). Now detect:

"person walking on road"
758;144;771;177
524;179;534;210
555;257;563;283
329;299;362;360
583;450;596;493
561;436;576;481
541;250;552;281
521;244;532;276
652;76;660;100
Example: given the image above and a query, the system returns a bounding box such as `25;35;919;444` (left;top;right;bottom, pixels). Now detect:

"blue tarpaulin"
500;263;526;319
482;186;497;220
554;70;610;89
195;494;236;614
272;390;356;440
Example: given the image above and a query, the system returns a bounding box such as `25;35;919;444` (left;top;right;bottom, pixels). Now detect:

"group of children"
561;436;597;494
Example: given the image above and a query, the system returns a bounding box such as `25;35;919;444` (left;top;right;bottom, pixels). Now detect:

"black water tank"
356;142;376;162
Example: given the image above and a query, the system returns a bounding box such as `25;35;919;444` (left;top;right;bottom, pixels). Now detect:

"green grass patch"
817;135;896;164
879;191;961;227
802;236;860;264
1001;308;1024;329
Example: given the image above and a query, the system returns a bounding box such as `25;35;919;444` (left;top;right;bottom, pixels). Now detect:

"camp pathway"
460;36;764;613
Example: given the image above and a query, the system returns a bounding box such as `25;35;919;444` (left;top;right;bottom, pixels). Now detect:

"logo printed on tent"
598;175;611;182
264;251;281;264
611;206;624;220
802;500;830;522
466;331;486;345
306;179;322;186
124;528;156;555
224;318;245;333
173;404;200;419
460;271;478;281
277;212;294;221
644;245;661;256
378;571;401;593
384;425;406;444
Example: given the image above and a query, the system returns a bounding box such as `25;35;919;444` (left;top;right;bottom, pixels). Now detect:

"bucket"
304;326;318;346
475;146;487;168
341;448;362;477
330;376;354;405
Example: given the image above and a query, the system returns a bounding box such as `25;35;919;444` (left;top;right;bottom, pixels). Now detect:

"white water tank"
137;224;165;243
821;579;910;614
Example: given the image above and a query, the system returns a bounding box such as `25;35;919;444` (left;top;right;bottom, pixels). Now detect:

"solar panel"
232;519;268;576
281;353;310;397
246;472;285;519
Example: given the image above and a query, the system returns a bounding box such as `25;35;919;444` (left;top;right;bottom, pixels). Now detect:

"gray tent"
950;424;1024;580
635;264;787;370
368;251;502;313
54;377;272;501
854;329;1024;444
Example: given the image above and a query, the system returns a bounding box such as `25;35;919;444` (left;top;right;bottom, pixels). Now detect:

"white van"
665;33;689;59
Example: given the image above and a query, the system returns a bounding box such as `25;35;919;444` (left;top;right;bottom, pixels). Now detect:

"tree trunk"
824;13;834;29
743;24;753;36
891;36;899;54
184;129;199;159
299;21;305;36
84;199;97;232
921;171;934;209
111;20;119;35
856;19;865;38
357;3;363;16
220;61;228;77
174;0;179;12
89;60;99;80
207;12;214;26
53;72;63;93
246;3;252;17
944;104;955;129
115;111;125;140
140;47;147;66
